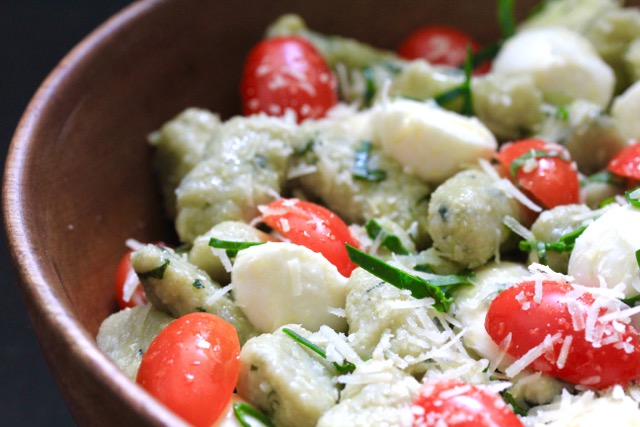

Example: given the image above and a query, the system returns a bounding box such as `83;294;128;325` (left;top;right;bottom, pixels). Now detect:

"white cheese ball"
568;204;640;297
612;79;640;142
373;98;497;184
454;261;527;363
492;27;615;108
232;242;348;333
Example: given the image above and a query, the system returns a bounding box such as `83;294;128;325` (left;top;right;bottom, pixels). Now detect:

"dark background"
1;1;132;425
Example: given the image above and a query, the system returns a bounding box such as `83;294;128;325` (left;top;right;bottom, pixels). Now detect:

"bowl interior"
3;0;539;425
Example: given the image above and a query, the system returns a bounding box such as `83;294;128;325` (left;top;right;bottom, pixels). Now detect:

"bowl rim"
2;0;190;425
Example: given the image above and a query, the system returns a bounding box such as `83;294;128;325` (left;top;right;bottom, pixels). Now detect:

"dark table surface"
1;1;133;425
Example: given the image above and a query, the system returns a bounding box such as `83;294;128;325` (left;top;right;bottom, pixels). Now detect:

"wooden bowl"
3;0;537;425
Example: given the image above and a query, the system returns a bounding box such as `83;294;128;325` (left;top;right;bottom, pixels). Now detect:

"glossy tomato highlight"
136;313;241;427
240;36;337;122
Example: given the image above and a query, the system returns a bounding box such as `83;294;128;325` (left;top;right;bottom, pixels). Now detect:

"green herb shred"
509;149;569;178
625;188;640;208
209;238;266;257
353;140;386;182
497;0;516;38
365;219;410;255
192;279;205;289
519;226;587;260
436;47;474;116
501;390;529;416
137;259;170;280
346;244;464;312
282;327;356;374
233;402;274;427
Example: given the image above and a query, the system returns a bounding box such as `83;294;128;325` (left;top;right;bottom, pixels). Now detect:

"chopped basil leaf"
622;293;640;307
365;219;410;255
209;238;265;257
233;402;274;427
581;169;625;187
625;188;640;208
137;259;170;280
501;390;529;416
555;105;569;121
468;41;502;70
282;327;356;374
497;0;516;38
519;226;587;260
362;67;377;107
346;244;453;312
509;149;569;178
195;306;206;312
436;47;474;116
353;140;386;182
192;279;204;289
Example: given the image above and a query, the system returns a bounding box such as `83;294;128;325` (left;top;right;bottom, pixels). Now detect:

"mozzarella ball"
373;98;497;183
232;242;348;333
454;261;528;363
611;79;640;142
568;204;640;297
492;27;615;108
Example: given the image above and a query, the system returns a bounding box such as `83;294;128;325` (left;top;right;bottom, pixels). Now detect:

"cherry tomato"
240;36;338;122
397;25;491;74
607;141;640;187
496;138;580;209
260;198;360;277
411;379;523;427
114;250;147;309
485;280;640;389
136;313;240;427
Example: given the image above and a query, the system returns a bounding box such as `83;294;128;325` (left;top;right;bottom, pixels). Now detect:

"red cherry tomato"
136;313;240;427
607;141;640;187
485;280;640;389
411;379;523;427
240;36;338;122
114;250;147;309
397;25;491;75
260;198;360;277
496;138;580;209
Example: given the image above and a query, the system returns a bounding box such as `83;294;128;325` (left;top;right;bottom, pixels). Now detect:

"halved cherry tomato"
496;138;580;209
240;36;338;122
136;313;240;427
260;198;359;277
397;25;491;74
607;141;640;187
412;379;523;427
485;280;640;389
114;249;147;309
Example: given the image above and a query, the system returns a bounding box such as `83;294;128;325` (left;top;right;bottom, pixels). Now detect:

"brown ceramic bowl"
4;0;540;425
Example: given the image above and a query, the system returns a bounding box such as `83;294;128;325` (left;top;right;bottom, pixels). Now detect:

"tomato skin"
412;379;523;427
607;141;640;186
114;250;147;309
240;36;338;122
496;138;580;209
260;198;359;277
485;280;640;389
136;313;241;427
397;25;490;74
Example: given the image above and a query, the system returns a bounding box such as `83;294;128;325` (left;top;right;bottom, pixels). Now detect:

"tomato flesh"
114;250;146;309
136;313;241;427
607;141;640;186
260;198;359;276
412;379;523;427
397;25;490;74
496;138;580;209
485;280;640;389
240;36;337;122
